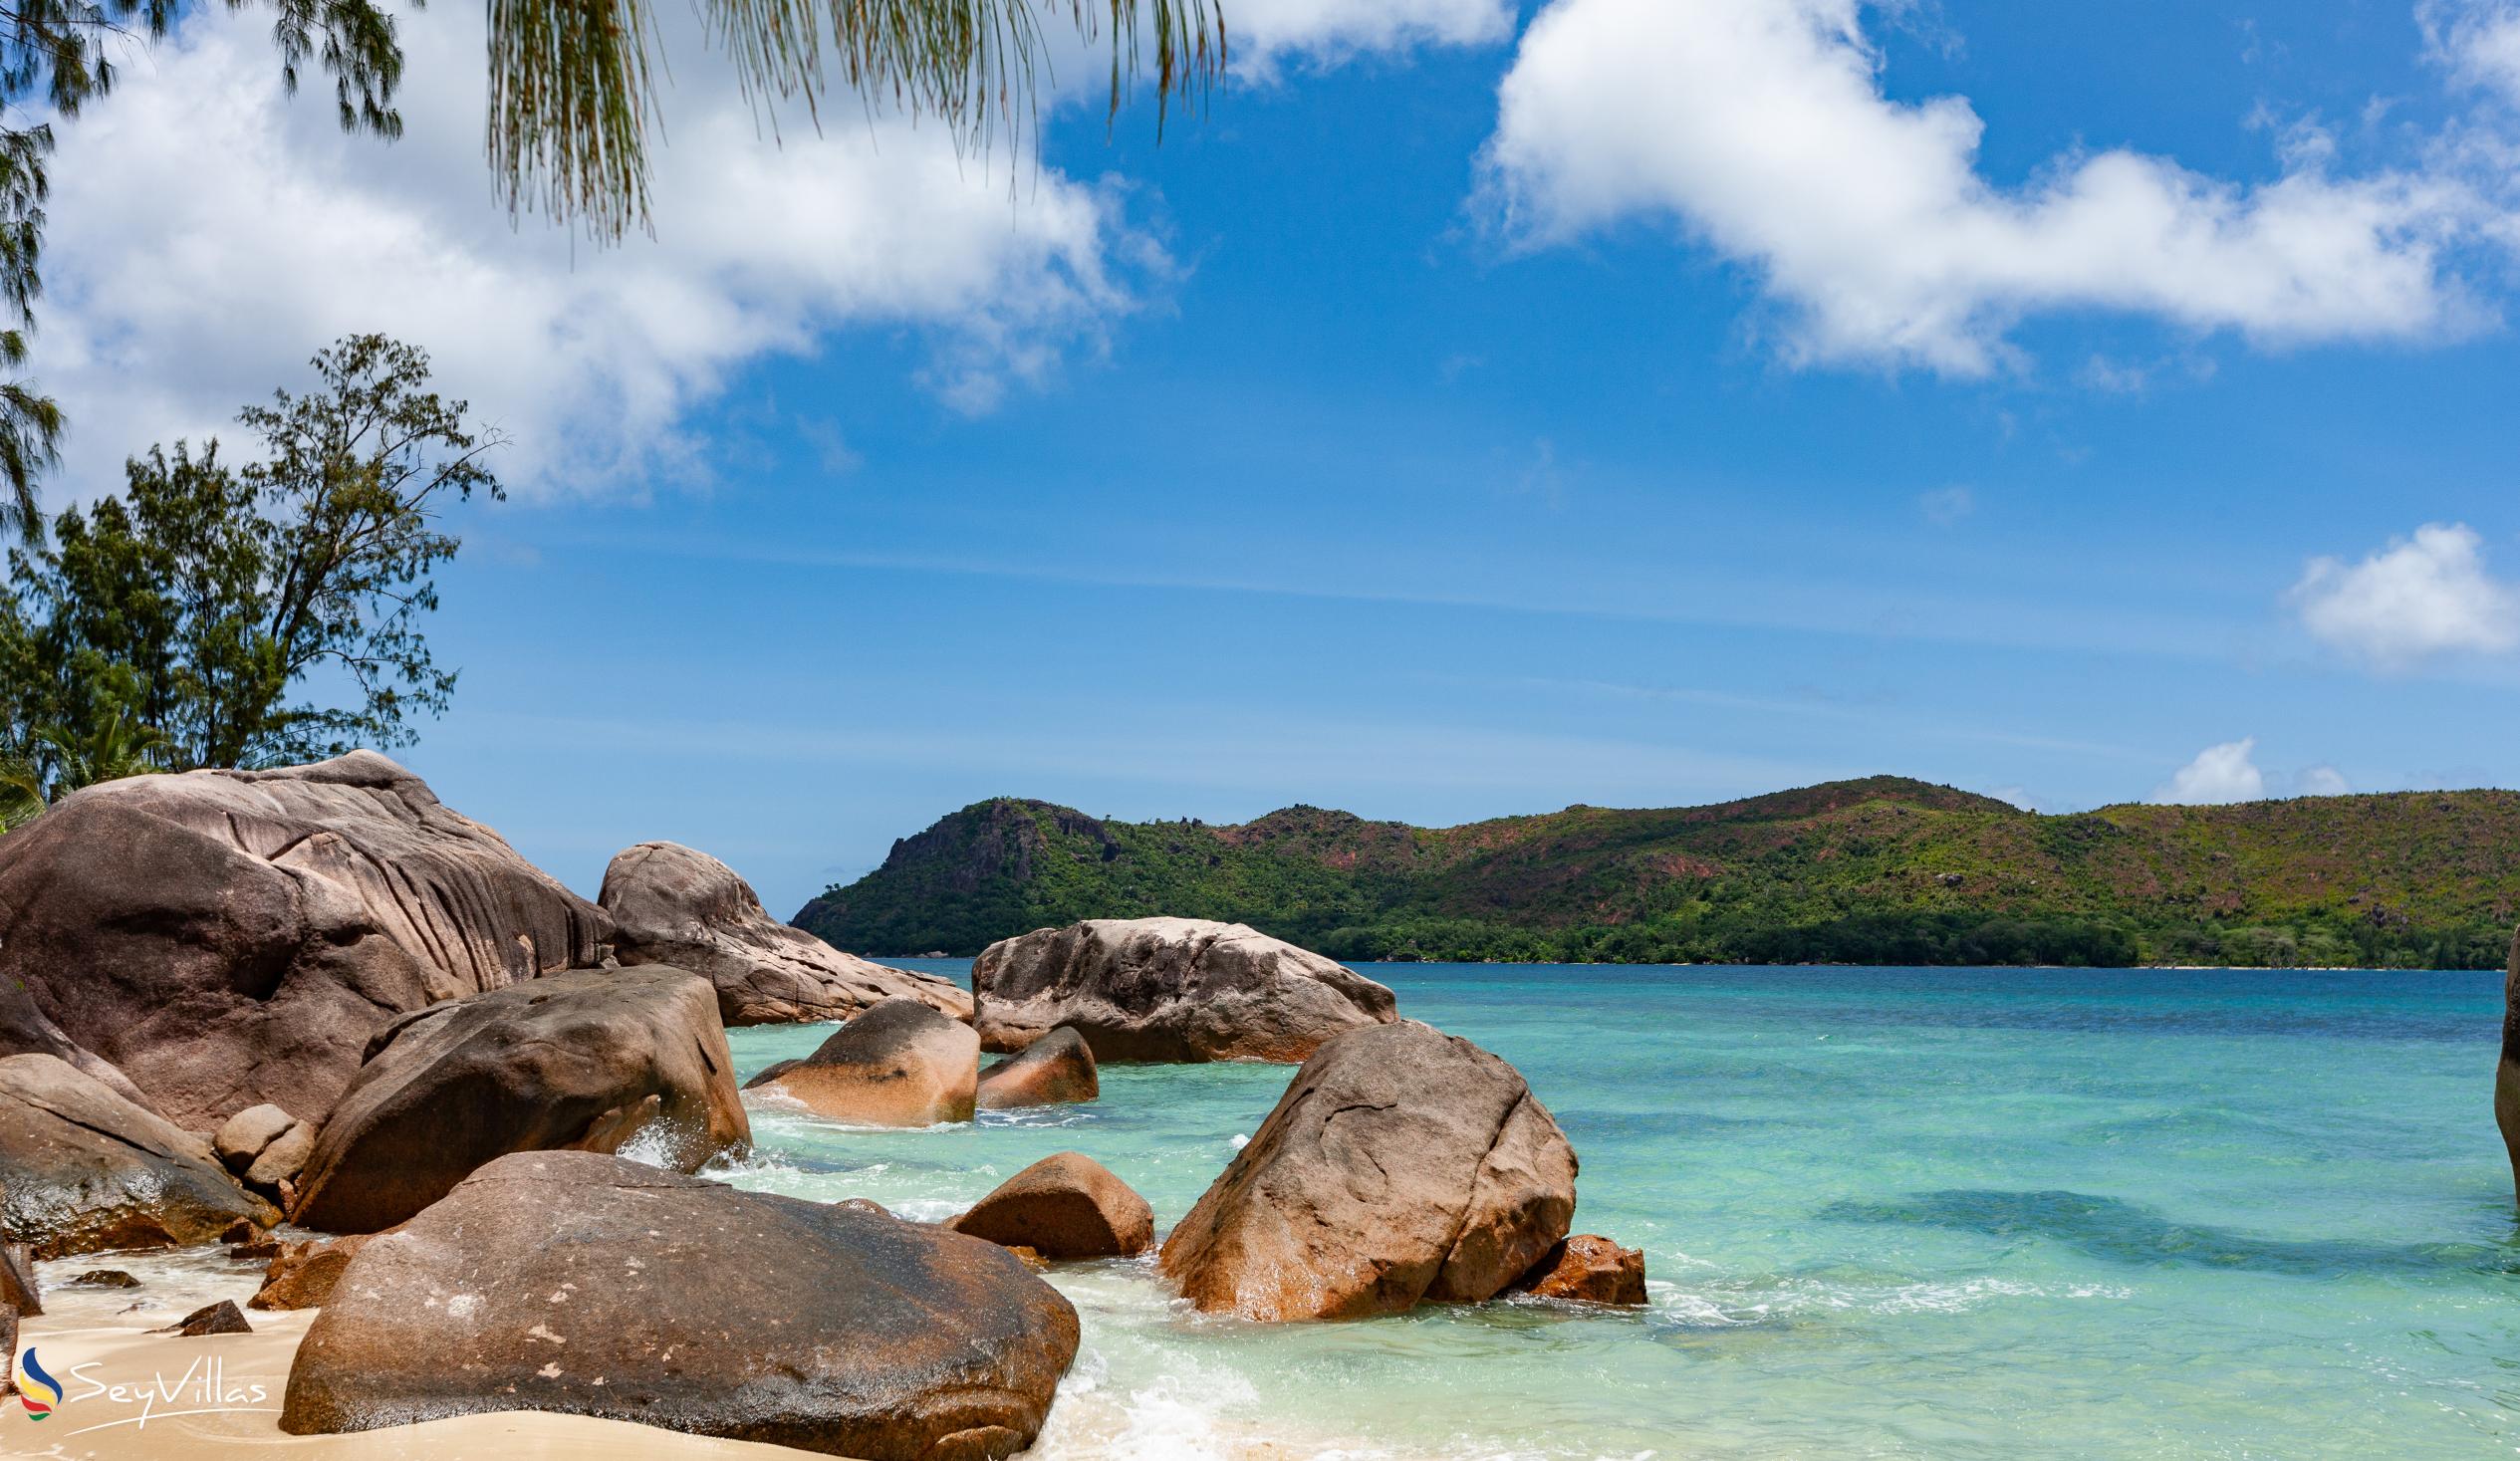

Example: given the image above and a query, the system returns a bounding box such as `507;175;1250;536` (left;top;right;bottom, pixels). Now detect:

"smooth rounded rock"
0;753;614;1129
292;967;749;1233
601;842;971;1027
1159;1020;1576;1322
745;998;978;1127
975;1027;1099;1109
974;917;1396;1064
213;1104;299;1174
949;1152;1153;1260
282;1151;1079;1460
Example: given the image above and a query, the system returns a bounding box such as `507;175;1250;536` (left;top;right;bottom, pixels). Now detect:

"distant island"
792;778;2520;970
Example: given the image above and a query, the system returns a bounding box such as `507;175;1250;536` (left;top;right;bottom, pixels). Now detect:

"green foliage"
798;780;2520;969
0;334;496;777
493;0;1225;241
0;0;405;535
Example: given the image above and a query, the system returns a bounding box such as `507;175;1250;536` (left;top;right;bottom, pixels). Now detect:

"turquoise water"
719;963;2520;1459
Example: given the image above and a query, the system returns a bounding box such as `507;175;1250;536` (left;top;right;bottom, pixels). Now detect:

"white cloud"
2428;0;2520;106
2290;522;2520;668
2295;764;2353;797
36;8;1159;498
1475;0;2494;374
1229;0;1515;76
2151;738;2267;806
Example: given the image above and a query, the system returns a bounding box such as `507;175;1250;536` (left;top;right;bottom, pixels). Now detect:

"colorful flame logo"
16;1346;61;1418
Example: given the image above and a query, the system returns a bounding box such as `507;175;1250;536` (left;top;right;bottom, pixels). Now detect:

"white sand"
2;1251;830;1461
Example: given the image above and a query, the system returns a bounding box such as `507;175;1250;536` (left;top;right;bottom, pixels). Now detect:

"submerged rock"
949;1152;1154;1260
975;1027;1100;1109
974;917;1397;1064
69;1270;139;1289
1512;1234;1646;1307
0;1053;275;1258
292;968;749;1234
601;842;971;1027
282;1151;1079;1460
744;998;978;1127
0;752;614;1129
1159;1020;1576;1322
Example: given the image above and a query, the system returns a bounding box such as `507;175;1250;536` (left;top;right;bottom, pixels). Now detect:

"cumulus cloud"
1475;0;2494;374
35;7;1158;498
2290;523;2520;668
2151;739;2268;806
2295;764;2353;797
1229;0;1515;76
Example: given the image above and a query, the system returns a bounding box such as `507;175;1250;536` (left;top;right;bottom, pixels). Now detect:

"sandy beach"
2;1249;813;1461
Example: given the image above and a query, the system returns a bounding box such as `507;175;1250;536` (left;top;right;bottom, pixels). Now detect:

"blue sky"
40;0;2520;917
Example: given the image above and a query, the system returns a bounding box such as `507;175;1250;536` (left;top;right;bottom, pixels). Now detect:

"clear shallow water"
718;963;2520;1460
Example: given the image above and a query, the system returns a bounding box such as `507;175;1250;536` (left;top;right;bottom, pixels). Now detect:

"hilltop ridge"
794;777;2520;969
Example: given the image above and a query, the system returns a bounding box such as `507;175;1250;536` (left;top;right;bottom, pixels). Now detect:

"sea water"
719;963;2520;1460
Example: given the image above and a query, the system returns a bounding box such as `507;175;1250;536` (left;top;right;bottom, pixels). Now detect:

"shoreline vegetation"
799;777;2520;971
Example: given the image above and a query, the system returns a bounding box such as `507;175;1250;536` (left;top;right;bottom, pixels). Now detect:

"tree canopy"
0;334;498;798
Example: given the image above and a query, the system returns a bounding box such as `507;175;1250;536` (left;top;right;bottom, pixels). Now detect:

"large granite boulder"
1158;1020;1576;1321
0;752;613;1129
283;1151;1079;1459
976;1027;1099;1109
949;1152;1153;1260
601;842;971;1026
744;997;978;1127
292;968;749;1233
0;1054;276;1257
973;917;1397;1063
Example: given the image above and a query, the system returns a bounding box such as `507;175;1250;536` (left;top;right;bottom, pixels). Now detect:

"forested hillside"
794;778;2520;968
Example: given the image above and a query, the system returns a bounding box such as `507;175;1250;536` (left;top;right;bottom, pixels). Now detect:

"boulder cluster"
0;755;1648;1460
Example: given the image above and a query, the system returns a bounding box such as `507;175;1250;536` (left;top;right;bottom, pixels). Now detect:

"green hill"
792;778;2520;969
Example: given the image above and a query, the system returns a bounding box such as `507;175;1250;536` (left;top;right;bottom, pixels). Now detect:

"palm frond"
489;0;1224;241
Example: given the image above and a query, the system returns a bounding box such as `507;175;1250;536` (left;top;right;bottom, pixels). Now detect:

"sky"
32;0;2520;917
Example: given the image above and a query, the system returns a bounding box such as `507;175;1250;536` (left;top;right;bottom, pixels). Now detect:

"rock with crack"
743;998;978;1127
0;752;615;1129
601;842;970;1027
0;1053;276;1258
974;917;1397;1064
282;1151;1079;1460
949;1152;1153;1260
975;1027;1099;1109
214;1102;317;1201
1158;1020;1576;1321
291;968;748;1234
